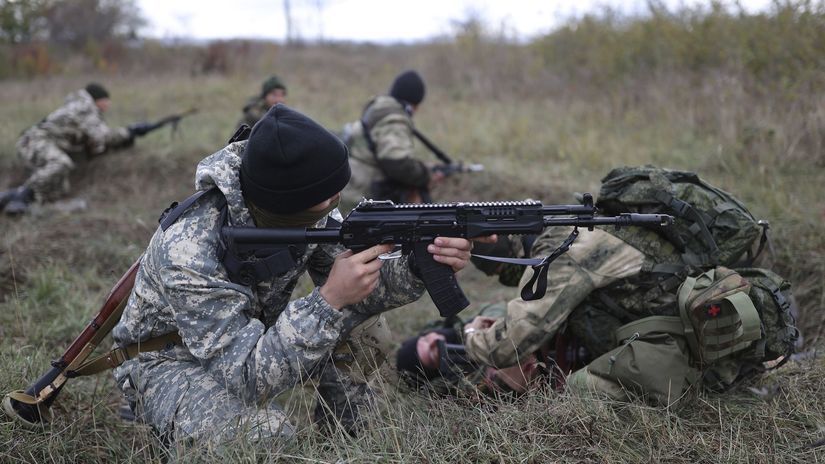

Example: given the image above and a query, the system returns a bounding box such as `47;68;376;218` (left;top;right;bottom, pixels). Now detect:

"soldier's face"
265;89;287;107
417;331;446;369
95;98;111;113
488;355;539;393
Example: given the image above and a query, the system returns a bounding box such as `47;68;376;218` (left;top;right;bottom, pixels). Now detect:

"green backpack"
596;165;768;267
733;267;799;364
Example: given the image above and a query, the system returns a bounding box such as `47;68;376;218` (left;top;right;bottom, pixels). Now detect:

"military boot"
0;188;18;211
4;186;35;216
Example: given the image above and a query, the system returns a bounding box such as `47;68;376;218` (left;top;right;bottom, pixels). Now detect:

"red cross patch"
707;304;722;318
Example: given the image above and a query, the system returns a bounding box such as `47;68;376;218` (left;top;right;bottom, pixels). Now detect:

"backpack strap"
217;210;309;287
159;188;222;231
677;274;703;360
228;124;252;143
653;190;720;266
756;277;799;368
360;97;411;157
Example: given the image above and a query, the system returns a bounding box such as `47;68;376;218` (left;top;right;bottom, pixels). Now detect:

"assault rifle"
128;108;198;137
437;341;476;377
221;193;673;318
412;127;484;178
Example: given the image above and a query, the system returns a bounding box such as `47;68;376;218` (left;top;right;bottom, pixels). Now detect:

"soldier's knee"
566;367;630;402
334;314;392;382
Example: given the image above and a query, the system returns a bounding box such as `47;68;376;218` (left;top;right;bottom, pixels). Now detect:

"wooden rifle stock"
2;258;140;426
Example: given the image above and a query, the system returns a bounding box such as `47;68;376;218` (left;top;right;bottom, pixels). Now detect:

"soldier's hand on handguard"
427;235;497;273
428;169;446;188
465;315;498;334
320;244;394;310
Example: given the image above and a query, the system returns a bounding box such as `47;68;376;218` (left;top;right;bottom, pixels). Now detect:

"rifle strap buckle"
520;228;580;301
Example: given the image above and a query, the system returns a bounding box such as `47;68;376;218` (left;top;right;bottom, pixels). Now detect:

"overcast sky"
136;0;773;42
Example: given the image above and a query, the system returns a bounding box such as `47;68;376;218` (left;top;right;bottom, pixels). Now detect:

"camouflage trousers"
17;132;75;202
115;314;392;444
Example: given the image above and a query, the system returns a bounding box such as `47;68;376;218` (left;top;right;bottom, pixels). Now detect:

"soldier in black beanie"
241;104;351;215
340;69;445;205
109;103;479;444
389;70;426;107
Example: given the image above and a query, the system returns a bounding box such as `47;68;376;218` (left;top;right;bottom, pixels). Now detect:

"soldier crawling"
1;83;148;215
111;104;481;444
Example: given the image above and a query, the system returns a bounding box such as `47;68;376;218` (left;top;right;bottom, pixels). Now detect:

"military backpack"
595;165;769;267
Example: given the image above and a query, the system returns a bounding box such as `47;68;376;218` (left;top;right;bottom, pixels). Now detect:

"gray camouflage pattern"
17;89;132;202
112;141;425;442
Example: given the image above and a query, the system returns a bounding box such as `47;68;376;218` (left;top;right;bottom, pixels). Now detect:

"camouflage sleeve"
371;115;430;188
307;243;426;315
158;221;345;403
77;109;132;154
464;227;646;368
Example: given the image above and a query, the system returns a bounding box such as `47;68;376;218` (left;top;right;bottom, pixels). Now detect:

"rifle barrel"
540;204;595;215
543;213;672;228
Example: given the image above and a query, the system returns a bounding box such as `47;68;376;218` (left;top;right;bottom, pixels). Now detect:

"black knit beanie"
261;75;287;98
240;104;351;214
389;70;426;106
85;82;110;100
396;328;461;381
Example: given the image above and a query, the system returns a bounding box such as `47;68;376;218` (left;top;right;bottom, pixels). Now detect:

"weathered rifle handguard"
221;194;673;318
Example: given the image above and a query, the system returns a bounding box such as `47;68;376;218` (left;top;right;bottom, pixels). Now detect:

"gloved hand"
128;122;153;137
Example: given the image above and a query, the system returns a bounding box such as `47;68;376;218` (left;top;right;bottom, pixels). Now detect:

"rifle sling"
67;333;183;377
360;102;451;166
471;228;582;301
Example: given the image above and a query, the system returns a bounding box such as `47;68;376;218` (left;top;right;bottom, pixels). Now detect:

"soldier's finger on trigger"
362;257;384;274
355;244;392;263
337;249;355;260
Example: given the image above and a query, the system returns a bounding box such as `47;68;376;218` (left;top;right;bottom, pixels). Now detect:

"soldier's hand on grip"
319;244;393;310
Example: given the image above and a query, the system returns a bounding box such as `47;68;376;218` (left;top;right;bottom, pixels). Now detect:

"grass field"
1;34;824;462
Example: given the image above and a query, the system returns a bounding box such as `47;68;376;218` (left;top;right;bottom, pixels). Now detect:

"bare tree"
284;0;294;44
43;0;144;48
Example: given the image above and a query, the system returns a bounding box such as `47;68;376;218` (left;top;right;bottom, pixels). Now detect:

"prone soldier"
1;83;141;215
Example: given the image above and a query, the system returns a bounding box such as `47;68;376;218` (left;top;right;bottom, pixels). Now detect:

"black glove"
128;122;153;137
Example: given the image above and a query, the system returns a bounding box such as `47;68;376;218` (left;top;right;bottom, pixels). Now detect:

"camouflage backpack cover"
596;165;768;267
568;167;796;372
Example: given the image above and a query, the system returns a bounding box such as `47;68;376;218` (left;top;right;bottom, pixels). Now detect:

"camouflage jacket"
112;142;425;403
465;226;654;367
358;95;430;189
22;89;132;156
240;96;270;128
